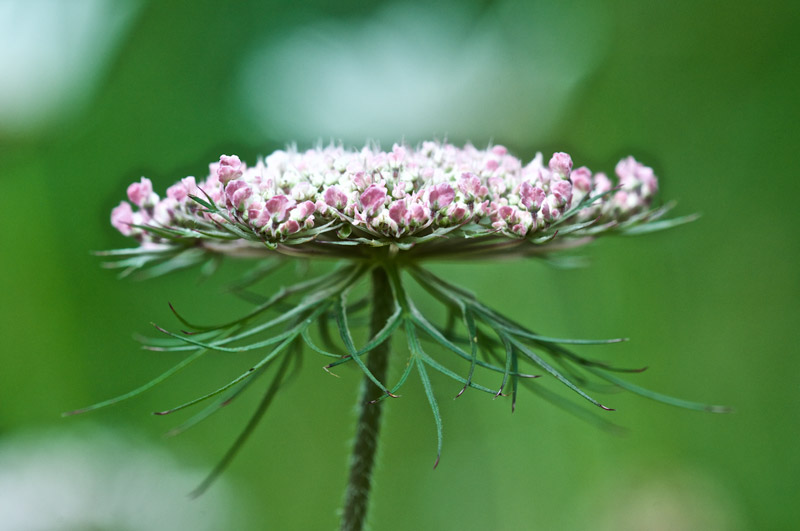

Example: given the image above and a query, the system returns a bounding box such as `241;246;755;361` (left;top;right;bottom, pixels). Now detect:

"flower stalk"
341;265;393;531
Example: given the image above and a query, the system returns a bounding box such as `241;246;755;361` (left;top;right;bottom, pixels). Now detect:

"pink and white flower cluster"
111;142;659;244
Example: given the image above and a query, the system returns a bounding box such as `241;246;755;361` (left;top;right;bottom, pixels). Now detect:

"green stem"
341;266;393;531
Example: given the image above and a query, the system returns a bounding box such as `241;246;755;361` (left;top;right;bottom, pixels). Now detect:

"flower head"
109;142;674;260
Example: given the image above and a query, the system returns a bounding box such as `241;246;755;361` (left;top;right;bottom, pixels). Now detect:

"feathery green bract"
190;351;296;498
407;323;443;468
620;213;701;235
70;252;725;481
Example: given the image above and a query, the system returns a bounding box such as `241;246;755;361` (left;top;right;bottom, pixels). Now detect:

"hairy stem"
341;266;392;531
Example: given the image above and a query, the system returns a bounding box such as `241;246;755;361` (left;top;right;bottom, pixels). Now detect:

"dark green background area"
1;1;797;529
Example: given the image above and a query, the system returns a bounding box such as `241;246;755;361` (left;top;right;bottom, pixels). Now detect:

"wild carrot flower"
106;143;664;255
69;141;726;531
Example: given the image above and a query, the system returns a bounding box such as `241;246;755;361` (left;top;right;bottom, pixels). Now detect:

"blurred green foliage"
1;0;798;529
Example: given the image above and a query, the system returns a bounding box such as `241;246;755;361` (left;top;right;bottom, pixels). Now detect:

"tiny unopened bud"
428;183;455;211
217;154;243;184
127;178;154;207
111;201;134;236
225;180;252;211
360;185;387;217
324;186;348;210
265;195;294;223
549;152;573;177
551;180;573;208
570;167;592;194
519;182;546;211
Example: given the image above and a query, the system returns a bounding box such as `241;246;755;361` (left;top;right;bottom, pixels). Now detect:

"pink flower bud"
324;186;348;210
458;172;486;198
474;200;490;217
265;195;295;222
551;180;573;208
291;181;316;201
570;167;592;193
511;223;527;236
549;152;573;177
248;201;267;227
497;205;515;221
408;204;430;225
519;182;546;211
217;154;243;184
487;177;506;195
166;176;197;202
166;184;184;202
111;201;134;235
127;177;153;207
389;200;409;225
352;172;369;190
491;145;508;156
614;156;658;195
635;164;659;196
314;199;330;215
593;173;612;194
615;156;637;185
207;187;223;204
389;144;407;165
428;183;455;210
293;200;316;220
540;201;551;221
225;180;252;211
284;219;301;234
445;202;468;223
360;184;387;216
391;182;407;199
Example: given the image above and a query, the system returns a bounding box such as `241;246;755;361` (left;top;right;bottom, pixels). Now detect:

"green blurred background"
1;0;797;529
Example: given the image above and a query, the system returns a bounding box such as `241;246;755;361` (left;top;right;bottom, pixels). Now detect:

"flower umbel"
107;142;674;262
69;142;726;531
